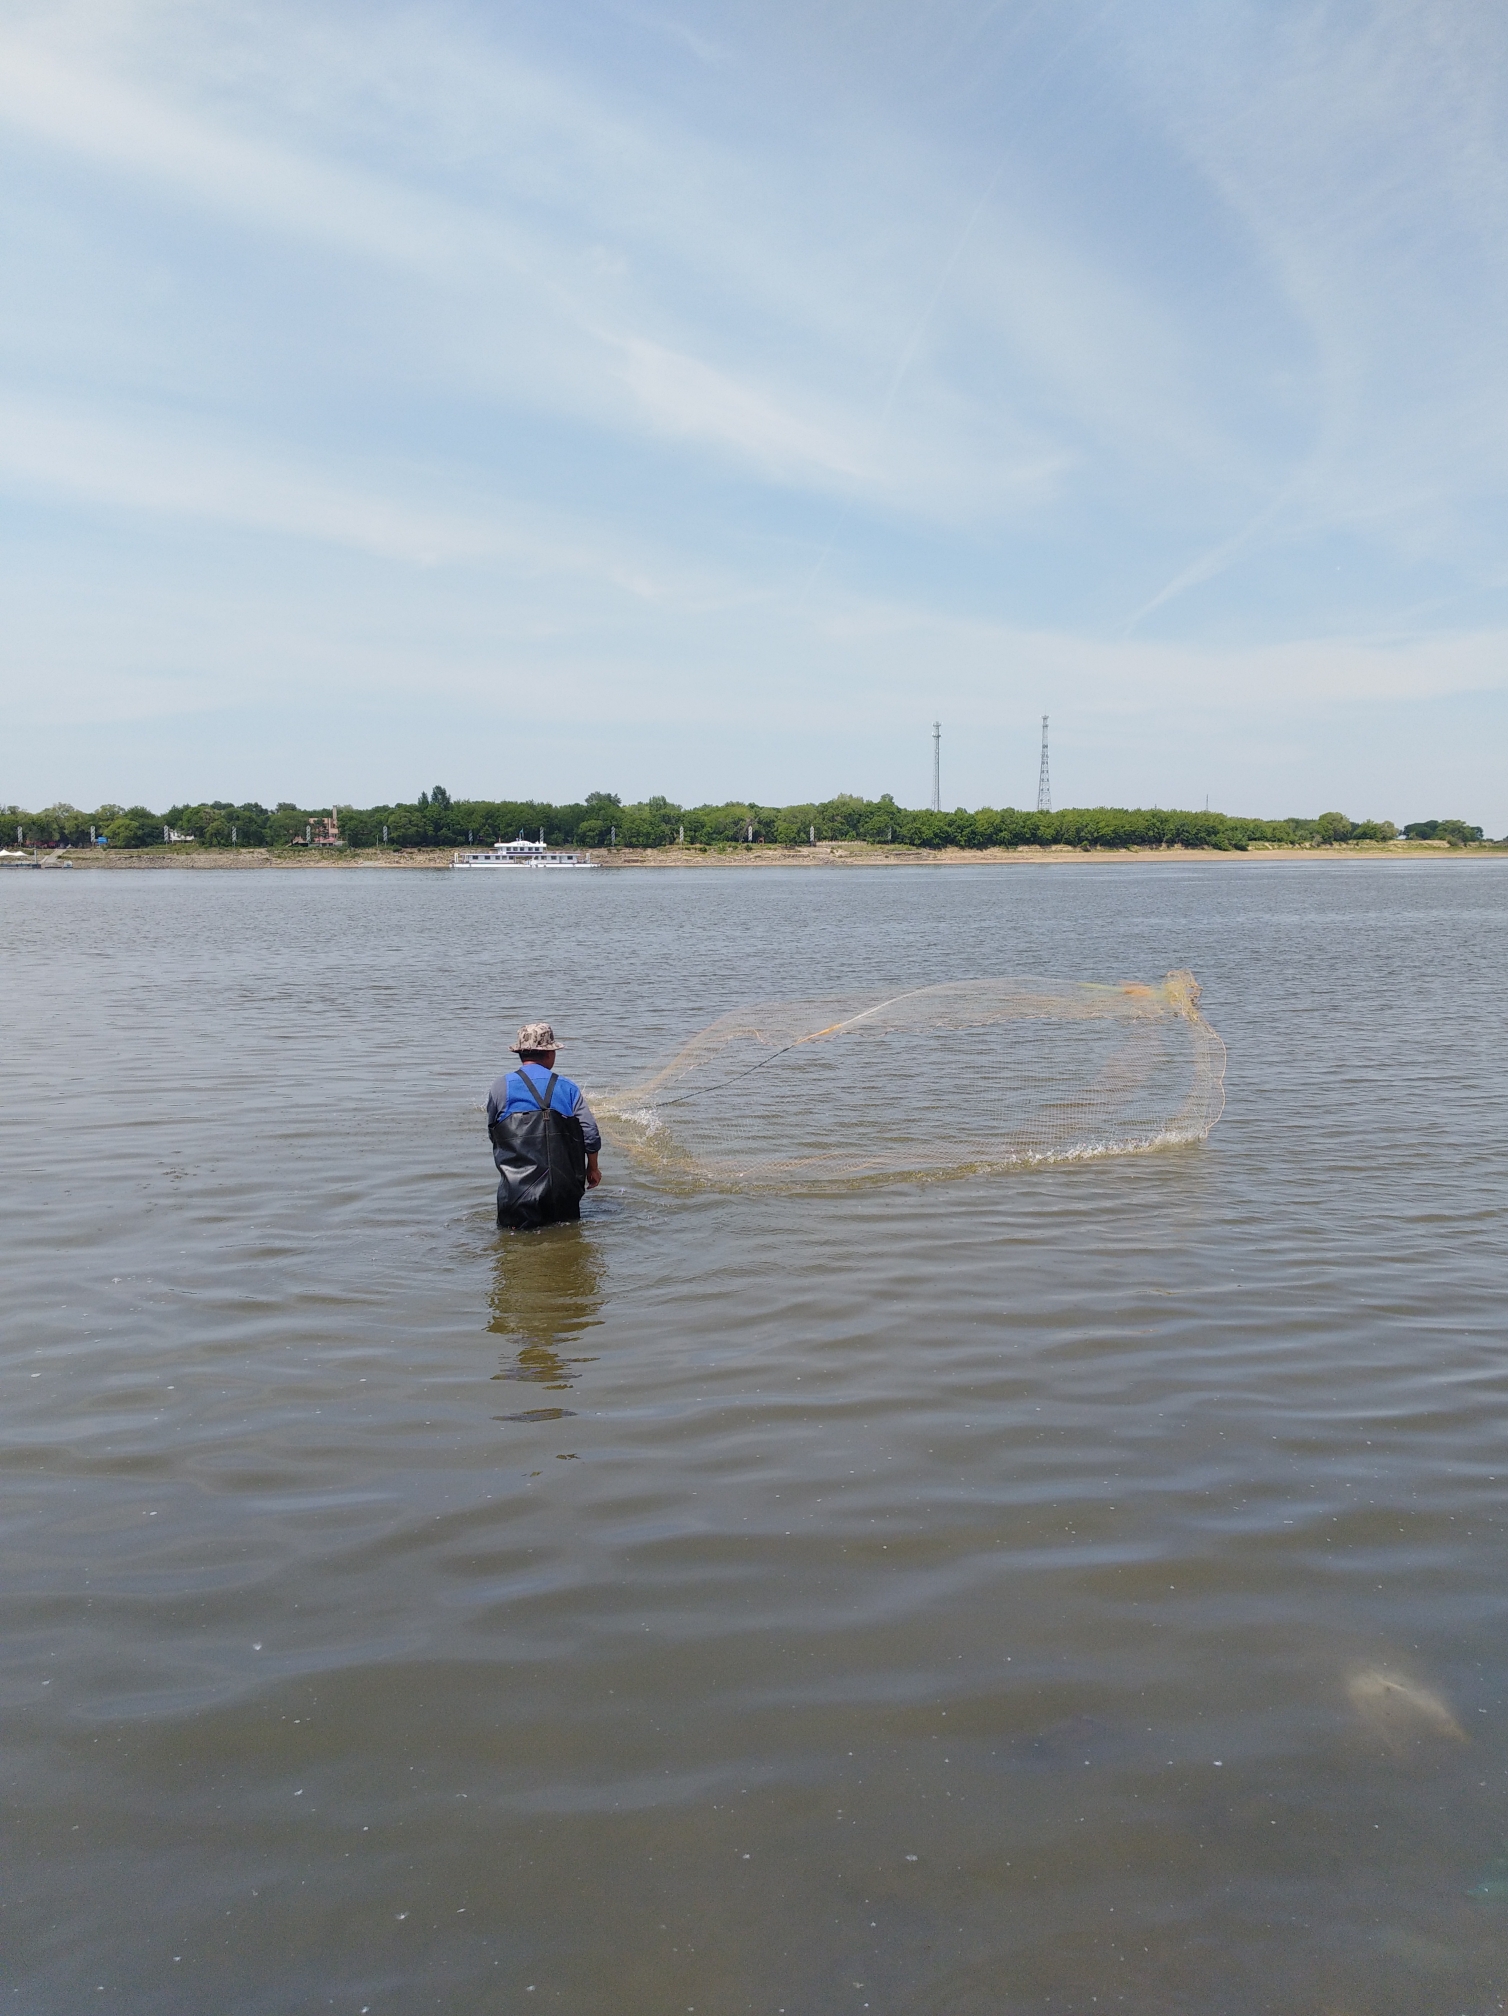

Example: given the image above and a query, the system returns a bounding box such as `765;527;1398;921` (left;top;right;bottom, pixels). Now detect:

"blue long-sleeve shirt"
486;1061;601;1154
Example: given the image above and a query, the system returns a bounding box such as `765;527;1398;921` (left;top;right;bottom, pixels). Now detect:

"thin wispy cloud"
2;0;1506;825
1122;1;1508;555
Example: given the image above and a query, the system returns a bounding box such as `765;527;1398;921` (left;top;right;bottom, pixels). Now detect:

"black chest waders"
489;1071;589;1229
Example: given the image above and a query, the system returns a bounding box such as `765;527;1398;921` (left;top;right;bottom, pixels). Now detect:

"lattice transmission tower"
1037;715;1051;813
931;721;941;813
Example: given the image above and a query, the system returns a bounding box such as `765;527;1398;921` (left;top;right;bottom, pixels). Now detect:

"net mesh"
599;970;1225;1192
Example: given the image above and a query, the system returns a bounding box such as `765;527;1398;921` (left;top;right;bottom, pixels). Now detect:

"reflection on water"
488;1221;604;1407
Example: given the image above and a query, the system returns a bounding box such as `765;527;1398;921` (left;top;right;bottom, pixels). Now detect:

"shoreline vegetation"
3;789;1498;863
20;840;1507;869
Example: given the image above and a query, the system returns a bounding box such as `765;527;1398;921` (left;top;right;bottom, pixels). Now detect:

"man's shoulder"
520;1064;575;1092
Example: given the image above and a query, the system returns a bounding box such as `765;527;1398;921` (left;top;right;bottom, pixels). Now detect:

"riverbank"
10;837;1503;870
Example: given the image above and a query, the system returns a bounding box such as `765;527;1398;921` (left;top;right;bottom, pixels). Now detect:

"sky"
3;0;1508;827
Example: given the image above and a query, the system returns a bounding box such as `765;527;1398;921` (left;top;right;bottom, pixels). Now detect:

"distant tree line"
1399;818;1484;844
2;789;1496;852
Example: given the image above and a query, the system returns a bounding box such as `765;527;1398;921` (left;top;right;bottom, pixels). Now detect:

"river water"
3;860;1506;2015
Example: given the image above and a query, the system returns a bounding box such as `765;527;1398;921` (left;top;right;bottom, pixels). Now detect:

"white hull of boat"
452;851;597;871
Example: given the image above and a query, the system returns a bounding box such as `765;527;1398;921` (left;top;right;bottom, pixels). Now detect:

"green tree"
1404;818;1482;844
266;806;312;846
105;806;164;848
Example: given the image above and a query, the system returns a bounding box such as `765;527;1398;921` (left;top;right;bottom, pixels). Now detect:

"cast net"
598;970;1225;1192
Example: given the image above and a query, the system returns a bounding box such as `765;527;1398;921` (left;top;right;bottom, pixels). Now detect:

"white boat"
452;834;598;871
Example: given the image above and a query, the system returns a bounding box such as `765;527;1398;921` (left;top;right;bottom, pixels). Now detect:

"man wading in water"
486;1022;602;1229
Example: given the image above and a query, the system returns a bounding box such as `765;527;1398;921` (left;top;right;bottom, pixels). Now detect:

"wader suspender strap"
514;1070;560;1114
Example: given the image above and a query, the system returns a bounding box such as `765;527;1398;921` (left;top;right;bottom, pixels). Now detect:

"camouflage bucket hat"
511;1021;560;1053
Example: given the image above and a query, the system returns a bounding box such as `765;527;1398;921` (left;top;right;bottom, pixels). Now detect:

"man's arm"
573;1091;603;1187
